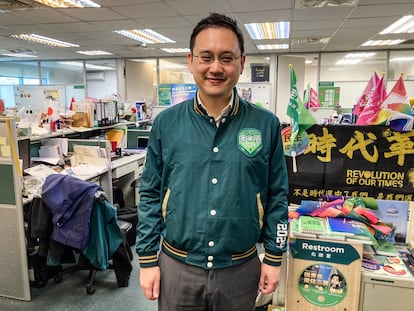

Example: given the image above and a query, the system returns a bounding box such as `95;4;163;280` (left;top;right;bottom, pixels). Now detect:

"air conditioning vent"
296;0;359;9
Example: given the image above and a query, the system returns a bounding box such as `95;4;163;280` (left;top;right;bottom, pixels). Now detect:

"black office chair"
53;219;133;295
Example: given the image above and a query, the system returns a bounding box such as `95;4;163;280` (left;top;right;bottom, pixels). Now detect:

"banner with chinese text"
286;125;414;204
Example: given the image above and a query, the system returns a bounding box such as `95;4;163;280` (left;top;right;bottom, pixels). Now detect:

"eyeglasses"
192;54;241;65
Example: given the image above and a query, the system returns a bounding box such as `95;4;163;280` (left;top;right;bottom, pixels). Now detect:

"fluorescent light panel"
33;0;100;8
114;29;175;44
58;61;115;70
380;15;414;34
2;53;37;58
256;44;289;50
361;39;406;46
161;48;190;53
345;52;376;58
336;59;361;65
244;22;290;40
10;34;79;47
76;50;113;56
390;56;414;62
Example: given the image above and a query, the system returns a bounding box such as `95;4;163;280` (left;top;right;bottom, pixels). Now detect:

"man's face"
188;27;245;102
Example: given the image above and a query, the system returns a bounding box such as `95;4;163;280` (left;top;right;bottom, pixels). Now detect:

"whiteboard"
13;85;66;113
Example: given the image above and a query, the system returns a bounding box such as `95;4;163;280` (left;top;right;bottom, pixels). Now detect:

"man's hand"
259;263;281;294
140;266;161;300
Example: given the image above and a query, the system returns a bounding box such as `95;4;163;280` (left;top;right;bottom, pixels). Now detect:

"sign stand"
286;238;362;311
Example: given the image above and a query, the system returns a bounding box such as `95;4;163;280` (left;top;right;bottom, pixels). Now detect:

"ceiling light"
345;52;376;58
244;22;290;40
336;59;361;65
380;15;414;34
390;56;414;62
161;48;190;53
114;29;175;44
10;34;79;47
361;39;406;46
58;61;115;70
76;50;113;56
256;44;289;50
33;0;100;8
1;53;37;58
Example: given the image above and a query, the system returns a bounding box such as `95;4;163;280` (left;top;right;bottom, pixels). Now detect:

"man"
136;12;289;310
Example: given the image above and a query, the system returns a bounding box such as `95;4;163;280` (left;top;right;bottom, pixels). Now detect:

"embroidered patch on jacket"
238;128;262;157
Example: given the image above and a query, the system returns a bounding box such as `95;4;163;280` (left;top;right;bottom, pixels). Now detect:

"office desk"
111;153;146;207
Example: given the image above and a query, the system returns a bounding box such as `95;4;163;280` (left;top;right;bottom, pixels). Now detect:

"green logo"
238;128;262;157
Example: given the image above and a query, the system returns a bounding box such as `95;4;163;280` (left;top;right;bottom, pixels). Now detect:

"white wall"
125;60;155;103
86;70;117;100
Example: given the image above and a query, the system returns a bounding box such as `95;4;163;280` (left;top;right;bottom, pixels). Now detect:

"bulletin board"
14;85;66;113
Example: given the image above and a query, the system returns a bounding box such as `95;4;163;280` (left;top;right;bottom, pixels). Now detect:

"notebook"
327;217;357;236
299;216;328;235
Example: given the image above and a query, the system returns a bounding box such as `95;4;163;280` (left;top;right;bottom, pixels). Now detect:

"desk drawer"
112;161;137;179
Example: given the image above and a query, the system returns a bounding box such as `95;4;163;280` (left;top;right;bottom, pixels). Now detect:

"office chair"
41;174;133;295
52;219;133;295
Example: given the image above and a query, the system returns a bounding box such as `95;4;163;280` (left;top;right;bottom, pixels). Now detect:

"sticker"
281;125;309;156
238;128;262;157
0;137;6;145
298;263;347;307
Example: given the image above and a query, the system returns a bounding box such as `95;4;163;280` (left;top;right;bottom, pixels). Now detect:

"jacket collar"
193;87;240;117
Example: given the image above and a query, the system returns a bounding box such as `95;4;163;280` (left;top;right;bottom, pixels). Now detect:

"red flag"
353;72;380;116
304;83;320;111
356;75;385;125
381;75;412;115
69;96;75;111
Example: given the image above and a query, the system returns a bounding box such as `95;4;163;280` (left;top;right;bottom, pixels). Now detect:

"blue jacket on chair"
42;174;101;250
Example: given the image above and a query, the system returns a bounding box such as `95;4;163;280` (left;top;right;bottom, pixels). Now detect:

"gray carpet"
0;252;157;311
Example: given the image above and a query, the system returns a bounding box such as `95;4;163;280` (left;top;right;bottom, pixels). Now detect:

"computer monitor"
137;136;149;150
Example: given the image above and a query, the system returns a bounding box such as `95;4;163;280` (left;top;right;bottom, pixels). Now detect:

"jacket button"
212;146;219;153
207;262;213;268
208;255;214;261
210;210;216;216
211;178;218;184
208;241;215;247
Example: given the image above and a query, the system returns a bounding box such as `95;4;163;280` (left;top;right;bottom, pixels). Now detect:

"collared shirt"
197;91;233;127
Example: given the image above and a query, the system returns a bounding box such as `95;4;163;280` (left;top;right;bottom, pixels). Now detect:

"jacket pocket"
161;188;171;222
257;192;264;230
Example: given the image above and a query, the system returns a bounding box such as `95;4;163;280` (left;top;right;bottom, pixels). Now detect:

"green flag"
287;65;316;143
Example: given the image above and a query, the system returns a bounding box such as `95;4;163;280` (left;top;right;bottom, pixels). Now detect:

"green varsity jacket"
136;88;289;270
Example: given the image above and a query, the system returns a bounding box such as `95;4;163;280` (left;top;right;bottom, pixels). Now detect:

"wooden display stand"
286;238;362;311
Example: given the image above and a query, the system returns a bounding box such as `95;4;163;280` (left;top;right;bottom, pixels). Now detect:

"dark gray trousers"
158;251;261;311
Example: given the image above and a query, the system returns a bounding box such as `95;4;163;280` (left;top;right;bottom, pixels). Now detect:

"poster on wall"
170;84;198;106
286;125;414;204
251;64;269;82
318;86;340;108
158;83;198;106
158;84;172;106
